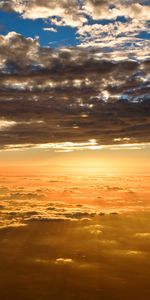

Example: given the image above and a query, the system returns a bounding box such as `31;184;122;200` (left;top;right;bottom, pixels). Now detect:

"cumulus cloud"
1;1;150;23
0;1;149;52
0;0;86;27
84;0;150;21
1;173;149;228
0;183;98;227
77;19;150;50
0;1;149;50
0;174;121;228
0;201;97;227
0;32;149;150
0;31;39;69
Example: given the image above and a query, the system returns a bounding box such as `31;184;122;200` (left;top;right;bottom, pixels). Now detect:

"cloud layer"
1;1;150;23
0;32;149;150
0;1;149;150
0;174;149;228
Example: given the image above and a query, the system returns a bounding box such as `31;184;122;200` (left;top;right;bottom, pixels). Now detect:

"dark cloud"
0;33;149;149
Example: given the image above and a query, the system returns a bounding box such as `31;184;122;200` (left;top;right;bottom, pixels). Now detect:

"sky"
0;4;150;299
0;0;150;173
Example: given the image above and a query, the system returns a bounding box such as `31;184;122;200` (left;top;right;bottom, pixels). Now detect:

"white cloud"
77;19;150;52
1;0;86;27
1;1;150;27
43;27;57;33
83;0;150;21
55;258;74;264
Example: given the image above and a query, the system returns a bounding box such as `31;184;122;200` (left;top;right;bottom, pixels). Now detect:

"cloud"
99;239;118;246
0;0;86;27
1;174;149;228
55;258;73;264
83;0;150;21
0;1;149;51
0;2;149;61
43;27;57;33
0;186;9;194
102;186;124;191
0;180;122;228
0;184;99;227
1;1;150;24
77;19;150;50
135;232;150;237
0;32;149;150
125;250;142;255
83;224;103;235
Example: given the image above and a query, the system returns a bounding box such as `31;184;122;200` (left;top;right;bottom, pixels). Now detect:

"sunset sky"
0;2;150;300
0;0;150;174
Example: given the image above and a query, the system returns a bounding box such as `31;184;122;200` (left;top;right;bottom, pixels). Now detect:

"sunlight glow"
2;141;150;152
